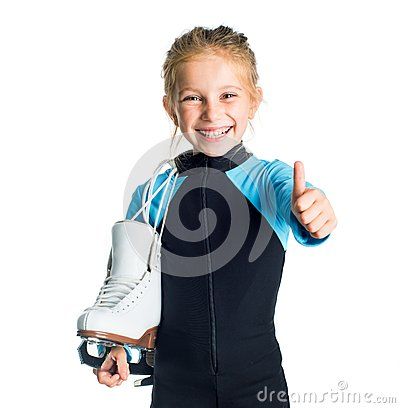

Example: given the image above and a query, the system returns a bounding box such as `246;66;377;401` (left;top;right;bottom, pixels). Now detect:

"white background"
1;0;399;407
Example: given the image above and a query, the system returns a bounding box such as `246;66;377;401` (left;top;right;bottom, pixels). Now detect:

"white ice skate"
77;159;178;385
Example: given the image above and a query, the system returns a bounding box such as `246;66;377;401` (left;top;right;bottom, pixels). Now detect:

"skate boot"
77;159;178;386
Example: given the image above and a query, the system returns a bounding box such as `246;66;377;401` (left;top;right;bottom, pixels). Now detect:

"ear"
163;95;179;127
248;87;263;120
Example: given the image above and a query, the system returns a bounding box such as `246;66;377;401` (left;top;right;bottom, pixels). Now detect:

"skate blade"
77;340;142;365
77;326;157;350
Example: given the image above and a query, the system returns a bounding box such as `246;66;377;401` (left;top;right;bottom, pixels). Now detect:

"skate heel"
138;326;158;349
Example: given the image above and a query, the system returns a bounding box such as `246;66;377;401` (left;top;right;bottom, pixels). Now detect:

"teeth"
197;126;231;138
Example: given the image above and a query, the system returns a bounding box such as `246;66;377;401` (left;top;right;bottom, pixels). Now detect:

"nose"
201;100;223;122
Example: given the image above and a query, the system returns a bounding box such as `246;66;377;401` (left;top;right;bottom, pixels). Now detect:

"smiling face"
163;54;263;157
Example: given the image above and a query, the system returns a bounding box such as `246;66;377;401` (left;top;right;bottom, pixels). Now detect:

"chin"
196;137;241;156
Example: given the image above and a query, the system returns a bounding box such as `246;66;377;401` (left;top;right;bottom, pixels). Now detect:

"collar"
174;141;253;173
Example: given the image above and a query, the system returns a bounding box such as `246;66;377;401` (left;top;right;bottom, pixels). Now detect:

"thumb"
292;161;306;203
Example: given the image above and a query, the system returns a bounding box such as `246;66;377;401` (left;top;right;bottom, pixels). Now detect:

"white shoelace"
85;275;142;310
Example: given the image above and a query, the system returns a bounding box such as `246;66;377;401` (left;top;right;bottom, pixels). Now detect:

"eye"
222;93;237;99
182;95;201;102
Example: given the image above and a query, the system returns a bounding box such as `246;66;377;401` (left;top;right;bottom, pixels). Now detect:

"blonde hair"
161;25;264;151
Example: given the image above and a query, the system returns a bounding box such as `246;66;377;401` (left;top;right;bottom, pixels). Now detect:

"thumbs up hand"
291;161;337;239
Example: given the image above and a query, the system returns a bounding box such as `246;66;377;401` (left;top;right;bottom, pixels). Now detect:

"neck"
193;140;243;157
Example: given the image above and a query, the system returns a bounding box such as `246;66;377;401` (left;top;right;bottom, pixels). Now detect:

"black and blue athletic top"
126;142;330;407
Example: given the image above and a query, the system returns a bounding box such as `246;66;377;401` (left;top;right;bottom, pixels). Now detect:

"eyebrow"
178;85;242;96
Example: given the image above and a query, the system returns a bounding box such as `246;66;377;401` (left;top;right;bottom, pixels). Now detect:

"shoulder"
258;158;293;175
229;154;293;184
125;167;174;220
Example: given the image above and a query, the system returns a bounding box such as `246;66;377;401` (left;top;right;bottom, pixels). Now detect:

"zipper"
202;157;218;374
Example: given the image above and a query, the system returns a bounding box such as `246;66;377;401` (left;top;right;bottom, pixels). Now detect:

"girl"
94;25;337;407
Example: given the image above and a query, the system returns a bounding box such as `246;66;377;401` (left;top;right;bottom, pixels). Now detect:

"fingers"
95;346;129;387
296;200;323;226
100;351;114;372
292;188;319;213
304;210;329;234
97;370;122;387
310;218;334;239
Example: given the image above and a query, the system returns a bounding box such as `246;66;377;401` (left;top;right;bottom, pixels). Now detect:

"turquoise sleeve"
125;180;149;221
